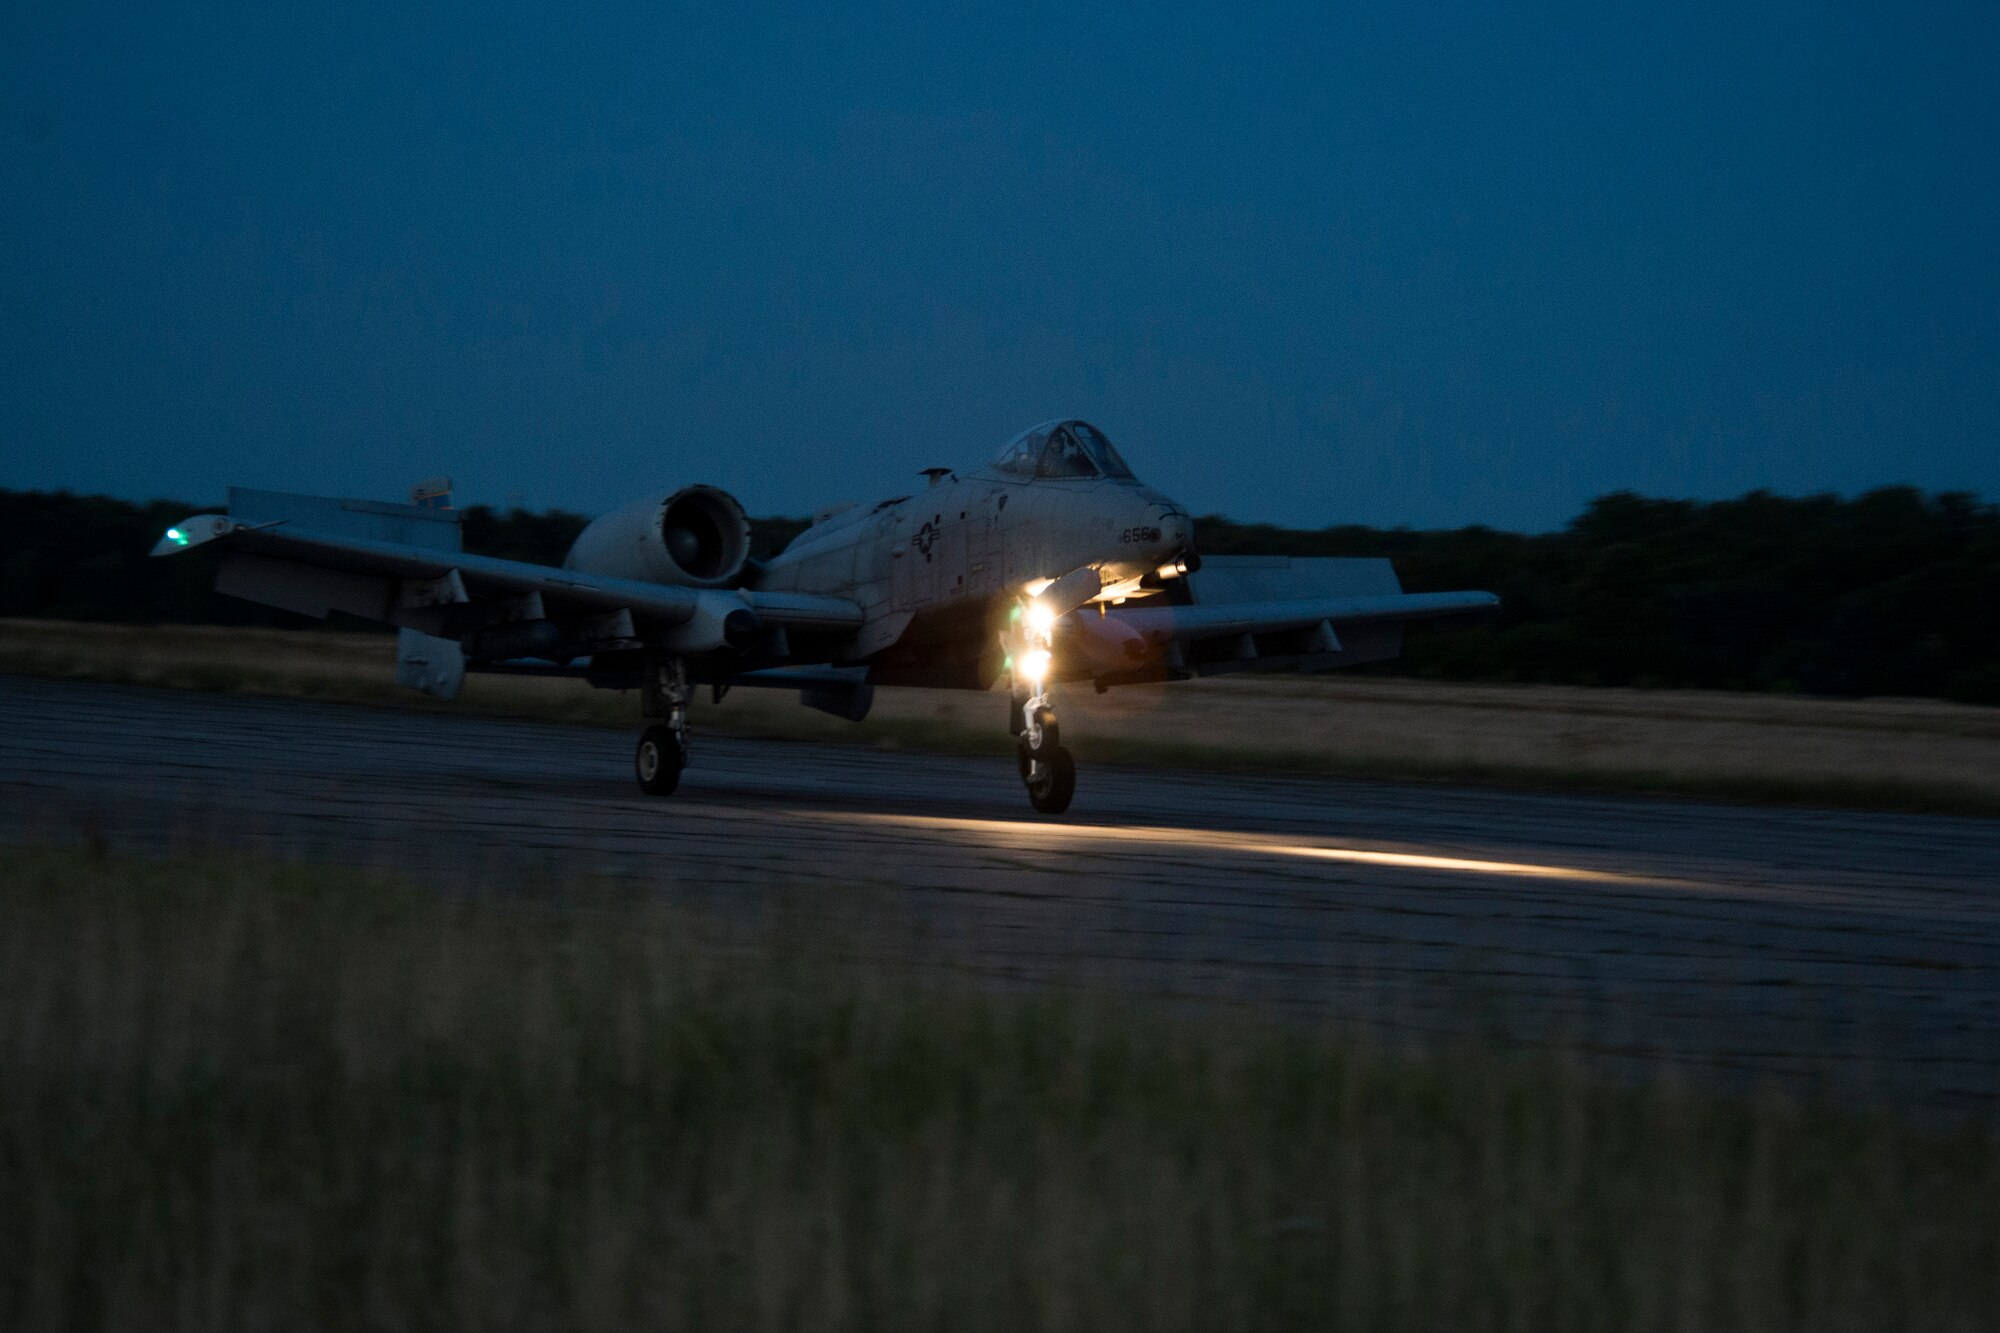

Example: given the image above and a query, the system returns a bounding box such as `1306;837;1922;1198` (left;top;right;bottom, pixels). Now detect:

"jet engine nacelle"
564;485;752;589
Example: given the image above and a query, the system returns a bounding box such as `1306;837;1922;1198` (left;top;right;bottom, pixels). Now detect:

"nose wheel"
1018;730;1076;814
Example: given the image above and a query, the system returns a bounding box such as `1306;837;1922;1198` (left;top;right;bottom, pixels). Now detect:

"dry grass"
2;846;1994;1332
1024;673;2000;812
5;618;1999;813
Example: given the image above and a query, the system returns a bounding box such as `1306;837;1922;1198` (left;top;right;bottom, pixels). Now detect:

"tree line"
4;486;1996;703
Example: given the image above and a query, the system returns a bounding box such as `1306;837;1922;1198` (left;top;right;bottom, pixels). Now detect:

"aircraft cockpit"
990;420;1136;482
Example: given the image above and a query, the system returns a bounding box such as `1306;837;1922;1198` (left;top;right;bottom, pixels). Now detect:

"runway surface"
4;676;1997;1115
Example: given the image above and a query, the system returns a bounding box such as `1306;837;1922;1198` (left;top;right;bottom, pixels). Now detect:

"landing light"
1018;648;1052;684
1024;601;1056;636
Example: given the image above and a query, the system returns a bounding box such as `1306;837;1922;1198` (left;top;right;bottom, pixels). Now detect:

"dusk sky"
3;1;1995;531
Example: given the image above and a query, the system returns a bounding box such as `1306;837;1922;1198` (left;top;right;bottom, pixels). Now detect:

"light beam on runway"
797;812;1662;884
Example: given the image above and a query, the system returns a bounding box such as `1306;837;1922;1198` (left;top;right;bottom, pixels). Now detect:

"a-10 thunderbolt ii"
153;419;1497;813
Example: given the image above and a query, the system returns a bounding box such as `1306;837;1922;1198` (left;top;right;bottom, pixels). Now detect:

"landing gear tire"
1027;706;1059;754
1019;740;1076;815
636;724;686;797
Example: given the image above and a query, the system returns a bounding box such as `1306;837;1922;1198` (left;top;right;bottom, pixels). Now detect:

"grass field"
2;847;1994;1332
5;618;2000;815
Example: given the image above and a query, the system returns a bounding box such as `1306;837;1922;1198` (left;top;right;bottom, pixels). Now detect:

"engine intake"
564;485;752;589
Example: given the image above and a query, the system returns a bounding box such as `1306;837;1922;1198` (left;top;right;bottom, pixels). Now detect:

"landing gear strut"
636;657;690;797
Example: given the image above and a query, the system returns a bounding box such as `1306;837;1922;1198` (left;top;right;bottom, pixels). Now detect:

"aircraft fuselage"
758;464;1193;687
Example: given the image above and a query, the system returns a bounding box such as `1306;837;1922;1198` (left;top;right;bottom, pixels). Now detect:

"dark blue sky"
4;2;1995;530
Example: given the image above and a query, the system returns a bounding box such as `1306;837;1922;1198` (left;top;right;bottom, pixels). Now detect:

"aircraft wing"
1080;555;1497;678
151;489;863;697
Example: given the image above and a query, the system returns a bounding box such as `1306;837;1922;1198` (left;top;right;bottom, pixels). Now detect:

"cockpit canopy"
990;420;1136;482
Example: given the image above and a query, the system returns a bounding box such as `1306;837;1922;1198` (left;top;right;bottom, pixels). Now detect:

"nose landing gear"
1011;642;1076;816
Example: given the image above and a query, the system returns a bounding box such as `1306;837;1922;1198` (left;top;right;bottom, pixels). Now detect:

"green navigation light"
166;528;188;546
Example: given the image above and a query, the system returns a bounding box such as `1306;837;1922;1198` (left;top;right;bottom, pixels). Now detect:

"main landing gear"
635;658;690;798
635;724;686;796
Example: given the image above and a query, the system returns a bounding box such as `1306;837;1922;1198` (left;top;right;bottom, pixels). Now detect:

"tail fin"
409;475;453;509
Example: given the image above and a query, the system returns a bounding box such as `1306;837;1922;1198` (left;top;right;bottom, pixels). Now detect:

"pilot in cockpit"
992;420;1136;482
1039;428;1097;479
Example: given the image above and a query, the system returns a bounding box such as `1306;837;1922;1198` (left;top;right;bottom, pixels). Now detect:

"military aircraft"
152;419;1497;813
